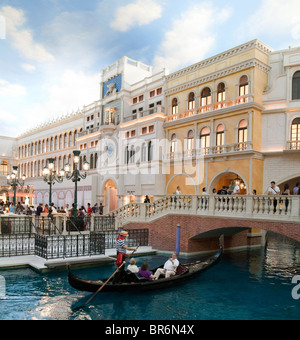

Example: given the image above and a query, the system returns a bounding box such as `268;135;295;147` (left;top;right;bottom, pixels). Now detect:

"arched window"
188;92;195;110
94;153;98;169
238;120;248;143
216;124;224;146
172;98;178;115
239;75;249;96
170;133;177;158
130;146;135;164
148;141;153;161
69;132;72;147
50;137;54;151
201;87;212;106
64;133;68;149
291;118;300;141
90;154;94;169
200;127;210;155
0;161;8;175
141;143;147;162
187;130;194;152
217;83;226;102
292;71;300;100
54;136;58;150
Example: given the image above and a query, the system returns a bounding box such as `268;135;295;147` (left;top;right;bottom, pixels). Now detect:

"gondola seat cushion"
176;265;189;275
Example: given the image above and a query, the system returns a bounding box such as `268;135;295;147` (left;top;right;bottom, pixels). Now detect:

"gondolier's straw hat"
120;231;129;237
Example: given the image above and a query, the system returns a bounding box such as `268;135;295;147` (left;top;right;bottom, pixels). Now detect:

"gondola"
68;238;224;293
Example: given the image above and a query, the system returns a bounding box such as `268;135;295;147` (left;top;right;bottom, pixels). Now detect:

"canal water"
0;232;299;320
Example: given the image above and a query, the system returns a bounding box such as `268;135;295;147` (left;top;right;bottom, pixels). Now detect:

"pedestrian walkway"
0;246;156;272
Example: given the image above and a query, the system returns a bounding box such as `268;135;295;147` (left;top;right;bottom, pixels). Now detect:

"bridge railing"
108;195;300;226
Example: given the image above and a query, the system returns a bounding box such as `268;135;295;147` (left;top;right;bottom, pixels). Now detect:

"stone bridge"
109;195;300;253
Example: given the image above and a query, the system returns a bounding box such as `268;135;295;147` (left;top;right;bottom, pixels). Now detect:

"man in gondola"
115;230;136;268
153;253;179;280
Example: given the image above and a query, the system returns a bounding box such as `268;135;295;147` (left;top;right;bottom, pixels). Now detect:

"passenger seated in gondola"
138;262;155;280
127;258;139;273
154;253;179;280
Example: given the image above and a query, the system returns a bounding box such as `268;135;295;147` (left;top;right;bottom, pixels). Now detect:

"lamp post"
64;150;89;219
43;158;65;207
7;166;26;205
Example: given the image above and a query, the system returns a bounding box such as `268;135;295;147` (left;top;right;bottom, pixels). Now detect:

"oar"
73;247;139;312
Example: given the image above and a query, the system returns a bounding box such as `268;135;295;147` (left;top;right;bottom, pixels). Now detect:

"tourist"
252;189;257;195
175;186;181;195
293;182;300;195
115;230;136;267
44;204;49;213
127;258;139;273
268;181;280;213
99;202;104;215
144;195;150;203
9;203;15;214
16;202;24;214
202;187;209;195
268;181;280;195
50;203;57;214
233;184;240;195
138;262;155;280
154;253;179;280
92;203;98;214
281;183;290;213
212;188;217;195
217;186;227;195
87;203;93;216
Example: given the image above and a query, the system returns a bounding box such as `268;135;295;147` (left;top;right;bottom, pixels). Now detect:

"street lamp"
7;166;26;205
43;158;65;207
64;150;89;219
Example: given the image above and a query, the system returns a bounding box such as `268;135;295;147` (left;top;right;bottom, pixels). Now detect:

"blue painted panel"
103;74;122;99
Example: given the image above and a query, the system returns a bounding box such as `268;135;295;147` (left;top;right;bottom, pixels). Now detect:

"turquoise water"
0;233;299;320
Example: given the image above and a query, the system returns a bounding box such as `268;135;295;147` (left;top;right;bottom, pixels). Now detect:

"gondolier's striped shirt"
116;239;126;254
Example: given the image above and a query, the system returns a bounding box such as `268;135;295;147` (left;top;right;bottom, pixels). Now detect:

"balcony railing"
286;140;300;151
167;95;252;122
168;142;253;160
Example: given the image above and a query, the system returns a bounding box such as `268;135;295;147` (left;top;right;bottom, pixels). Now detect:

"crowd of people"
0;200;104;217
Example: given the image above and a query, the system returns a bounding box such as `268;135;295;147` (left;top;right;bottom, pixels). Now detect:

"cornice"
166;39;273;82
165;58;271;97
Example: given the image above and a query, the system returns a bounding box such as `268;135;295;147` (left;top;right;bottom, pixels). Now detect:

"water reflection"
0;232;300;320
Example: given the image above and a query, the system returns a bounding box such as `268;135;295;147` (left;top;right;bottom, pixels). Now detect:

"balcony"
168;142;253;160
166;95;252;122
286;140;300;151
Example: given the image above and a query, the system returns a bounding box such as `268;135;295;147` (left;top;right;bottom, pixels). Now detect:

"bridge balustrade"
108;195;300;226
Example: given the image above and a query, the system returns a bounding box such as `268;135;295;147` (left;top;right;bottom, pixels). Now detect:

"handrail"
108;194;300;225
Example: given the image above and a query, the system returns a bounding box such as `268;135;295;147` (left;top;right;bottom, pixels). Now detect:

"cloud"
153;4;231;73
22;64;36;72
245;0;300;42
0;79;26;97
17;69;100;135
0;5;55;62
112;0;162;32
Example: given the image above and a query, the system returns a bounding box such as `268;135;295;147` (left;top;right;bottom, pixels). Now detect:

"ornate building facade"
0;40;299;212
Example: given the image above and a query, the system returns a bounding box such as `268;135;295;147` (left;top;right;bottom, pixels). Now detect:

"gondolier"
116;230;136;267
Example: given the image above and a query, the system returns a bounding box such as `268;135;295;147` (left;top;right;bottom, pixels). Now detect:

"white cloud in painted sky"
246;0;300;42
111;0;163;32
0;5;55;62
153;4;231;73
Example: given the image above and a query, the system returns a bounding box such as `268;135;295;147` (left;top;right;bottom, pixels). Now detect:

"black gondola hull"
68;247;223;293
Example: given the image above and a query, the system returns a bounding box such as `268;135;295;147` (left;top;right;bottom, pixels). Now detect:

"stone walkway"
0;246;156;272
